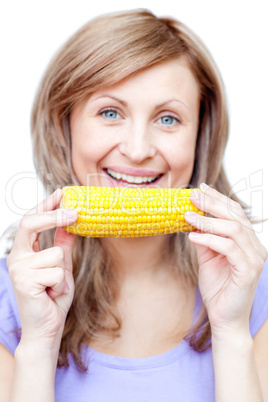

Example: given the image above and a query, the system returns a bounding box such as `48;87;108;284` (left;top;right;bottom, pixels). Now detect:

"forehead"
89;57;200;105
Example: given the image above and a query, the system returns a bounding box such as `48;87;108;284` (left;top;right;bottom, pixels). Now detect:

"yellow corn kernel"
60;186;205;238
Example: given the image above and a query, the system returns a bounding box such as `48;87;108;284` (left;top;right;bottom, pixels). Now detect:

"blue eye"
100;109;121;119
159;116;178;125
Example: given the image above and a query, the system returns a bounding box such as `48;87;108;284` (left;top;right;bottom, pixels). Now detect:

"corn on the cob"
60;186;204;238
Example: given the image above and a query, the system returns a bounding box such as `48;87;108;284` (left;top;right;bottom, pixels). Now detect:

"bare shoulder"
0;343;14;401
253;318;268;400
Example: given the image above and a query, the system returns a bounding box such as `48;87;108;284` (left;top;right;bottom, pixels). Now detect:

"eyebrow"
91;94;189;111
92;95;128;107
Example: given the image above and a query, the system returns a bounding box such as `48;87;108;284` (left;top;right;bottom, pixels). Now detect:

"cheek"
72;136;103;163
70;115;98;181
71;139;104;185
165;136;196;168
70;122;119;185
71;115;103;164
163;136;196;184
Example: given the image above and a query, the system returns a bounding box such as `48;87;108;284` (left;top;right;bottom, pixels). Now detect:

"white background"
1;0;268;254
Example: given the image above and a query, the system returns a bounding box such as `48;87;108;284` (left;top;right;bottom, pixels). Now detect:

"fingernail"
191;190;202;201
200;183;209;193
64;208;77;216
189;231;200;238
185;211;197;222
63;283;70;294
53;188;61;196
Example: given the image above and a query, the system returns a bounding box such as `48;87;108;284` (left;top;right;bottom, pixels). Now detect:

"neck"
99;235;176;286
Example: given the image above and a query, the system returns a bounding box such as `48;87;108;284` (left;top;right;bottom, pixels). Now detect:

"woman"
1;9;268;401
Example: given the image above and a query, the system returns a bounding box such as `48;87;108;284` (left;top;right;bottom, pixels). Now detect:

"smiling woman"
70;58;199;189
1;8;268;402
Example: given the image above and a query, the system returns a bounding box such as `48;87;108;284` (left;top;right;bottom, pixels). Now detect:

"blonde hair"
27;9;238;371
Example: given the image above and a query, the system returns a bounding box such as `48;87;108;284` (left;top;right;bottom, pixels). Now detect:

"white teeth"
107;168;159;185
134;177;143;184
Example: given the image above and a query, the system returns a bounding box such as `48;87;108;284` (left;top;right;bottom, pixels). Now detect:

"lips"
103;168;163;187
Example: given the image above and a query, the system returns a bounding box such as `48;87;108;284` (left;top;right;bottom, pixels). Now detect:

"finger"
54;227;76;274
33;267;67;299
32;239;41;253
185;211;255;256
46;284;70;300
13;188;65;252
191;184;248;224
14;208;78;252
188;231;249;272
188;232;219;267
200;183;246;215
22;246;66;270
26;188;62;216
189;186;266;258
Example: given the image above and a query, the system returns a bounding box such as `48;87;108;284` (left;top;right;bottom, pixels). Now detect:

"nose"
118;124;157;164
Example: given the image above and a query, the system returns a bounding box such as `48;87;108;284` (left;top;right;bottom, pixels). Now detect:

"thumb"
54;227;76;274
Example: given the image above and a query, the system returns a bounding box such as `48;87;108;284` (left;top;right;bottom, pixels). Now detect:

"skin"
1;58;268;401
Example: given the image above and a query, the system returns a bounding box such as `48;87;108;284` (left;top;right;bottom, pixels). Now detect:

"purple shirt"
1;257;268;401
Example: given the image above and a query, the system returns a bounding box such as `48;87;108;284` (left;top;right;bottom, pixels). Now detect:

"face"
70;57;200;189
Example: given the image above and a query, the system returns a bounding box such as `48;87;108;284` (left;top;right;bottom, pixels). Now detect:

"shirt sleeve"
0;258;21;354
250;256;268;337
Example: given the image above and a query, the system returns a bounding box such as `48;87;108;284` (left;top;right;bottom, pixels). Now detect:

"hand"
185;183;267;337
7;189;78;348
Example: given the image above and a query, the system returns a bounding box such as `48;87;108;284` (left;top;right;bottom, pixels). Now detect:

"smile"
105;168;162;187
